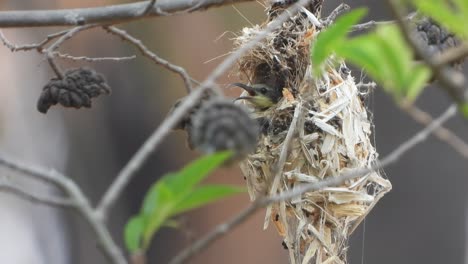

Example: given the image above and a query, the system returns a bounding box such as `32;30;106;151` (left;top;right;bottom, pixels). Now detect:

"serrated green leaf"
172;185;245;215
124;215;145;253
311;8;367;74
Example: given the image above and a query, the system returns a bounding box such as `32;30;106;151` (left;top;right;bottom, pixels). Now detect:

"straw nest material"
235;3;392;263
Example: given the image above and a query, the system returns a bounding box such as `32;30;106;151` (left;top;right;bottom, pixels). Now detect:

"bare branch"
0;0;254;28
96;0;312;222
168;202;262;264
350;12;416;32
321;3;350;26
400;103;468;160
104;26;194;93
54;52;137;62
0;180;75;207
434;43;468;67
169;103;457;264
0;154;127;264
45;25;96;78
0;29;68;52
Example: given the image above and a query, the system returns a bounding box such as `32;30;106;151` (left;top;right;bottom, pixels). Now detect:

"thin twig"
350;12;417;32
0;0;254;28
0;180;75;207
387;0;468;105
168;104;457;264
321;3;350;26
53;52;136;62
400;103;468;160
434;43;468;67
0;154;127;264
104;26;193;93
96;0;312;222
45;25;96;79
168;202;261;264
0;29;68;52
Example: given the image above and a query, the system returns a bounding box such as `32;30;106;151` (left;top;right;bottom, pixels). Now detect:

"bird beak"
233;96;254;103
230;83;256;96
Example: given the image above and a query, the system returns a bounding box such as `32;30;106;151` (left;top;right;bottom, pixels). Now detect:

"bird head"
231;83;282;109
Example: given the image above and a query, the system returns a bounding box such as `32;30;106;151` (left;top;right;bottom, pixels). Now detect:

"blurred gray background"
0;0;467;263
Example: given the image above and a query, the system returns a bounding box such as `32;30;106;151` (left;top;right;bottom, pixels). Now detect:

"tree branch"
0;0;254;28
0;180;75;207
104;26;194;93
400;103;468;160
0;154;127;264
45;25;96;78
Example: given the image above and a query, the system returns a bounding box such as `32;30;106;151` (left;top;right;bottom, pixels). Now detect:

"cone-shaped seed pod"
190;97;260;158
37;67;111;113
235;3;391;263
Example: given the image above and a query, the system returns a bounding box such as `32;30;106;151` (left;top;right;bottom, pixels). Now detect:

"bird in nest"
231;83;283;110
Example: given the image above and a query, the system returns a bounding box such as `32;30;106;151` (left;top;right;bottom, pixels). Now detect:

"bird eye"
260;87;268;94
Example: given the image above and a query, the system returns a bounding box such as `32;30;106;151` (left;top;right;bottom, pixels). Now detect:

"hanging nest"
234;2;392;263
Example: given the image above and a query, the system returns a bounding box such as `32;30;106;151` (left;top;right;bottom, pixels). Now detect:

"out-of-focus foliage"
124;151;244;253
311;8;431;103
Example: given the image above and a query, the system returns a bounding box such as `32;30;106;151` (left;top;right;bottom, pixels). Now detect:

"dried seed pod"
169;89;214;131
415;18;461;63
189;98;259;157
37;67;111;113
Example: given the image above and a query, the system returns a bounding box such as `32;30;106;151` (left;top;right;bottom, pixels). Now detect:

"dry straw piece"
235;1;392;263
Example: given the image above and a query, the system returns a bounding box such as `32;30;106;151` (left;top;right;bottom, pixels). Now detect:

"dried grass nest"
234;5;392;264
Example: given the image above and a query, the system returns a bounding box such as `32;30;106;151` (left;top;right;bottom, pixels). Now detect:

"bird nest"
235;4;392;264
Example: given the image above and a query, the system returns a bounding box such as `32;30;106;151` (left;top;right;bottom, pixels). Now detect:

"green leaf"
165;151;233;196
334;24;430;101
404;65;431;102
124;215;145;253
172;185;245;215
141;180;174;216
140;180;175;249
137;151;233;249
311;8;368;75
460;103;468;118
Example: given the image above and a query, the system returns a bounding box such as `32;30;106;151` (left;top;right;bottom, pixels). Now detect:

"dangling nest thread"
235;3;392;263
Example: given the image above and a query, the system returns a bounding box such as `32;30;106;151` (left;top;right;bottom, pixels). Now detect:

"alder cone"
37;67;111;113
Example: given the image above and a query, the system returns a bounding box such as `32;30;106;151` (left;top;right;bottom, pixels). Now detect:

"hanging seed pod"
415;18;460;59
37;67;111;113
189;98;259;158
168;89;215;149
235;3;391;263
